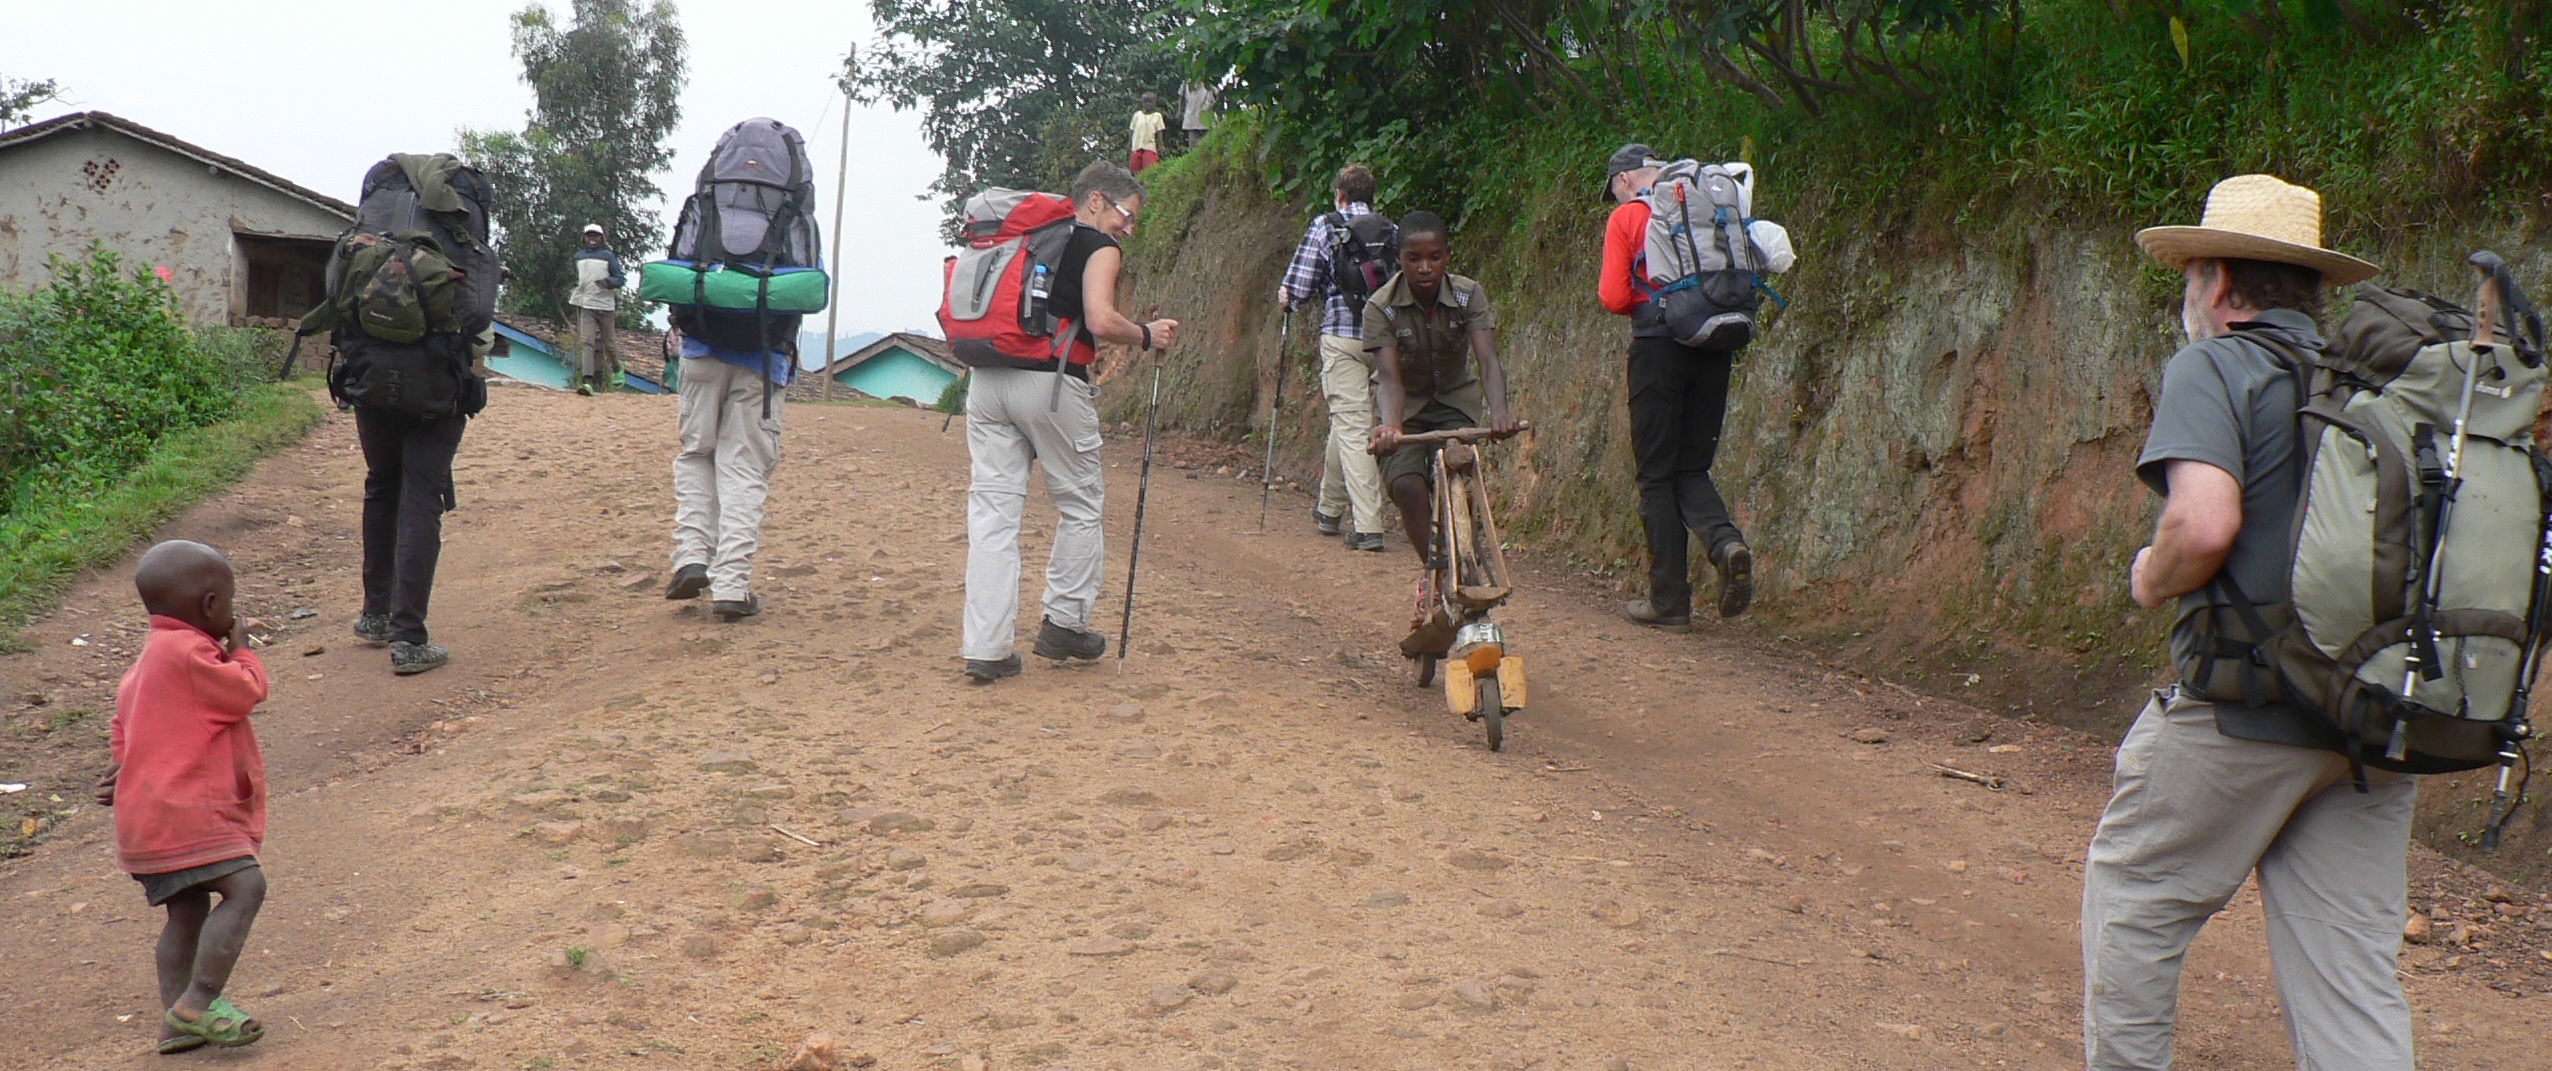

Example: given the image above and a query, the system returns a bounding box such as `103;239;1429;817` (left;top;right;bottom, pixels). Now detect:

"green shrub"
0;247;265;509
933;372;969;415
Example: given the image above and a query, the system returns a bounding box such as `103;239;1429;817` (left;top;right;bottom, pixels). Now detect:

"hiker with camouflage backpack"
300;153;499;676
2084;174;2552;1070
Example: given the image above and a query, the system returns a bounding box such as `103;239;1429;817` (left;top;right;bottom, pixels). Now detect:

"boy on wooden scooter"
1365;211;1521;630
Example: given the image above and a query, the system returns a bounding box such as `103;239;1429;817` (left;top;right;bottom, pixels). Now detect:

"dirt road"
5;385;2549;1069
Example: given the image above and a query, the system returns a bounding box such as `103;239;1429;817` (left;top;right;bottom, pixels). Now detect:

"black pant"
1627;336;1744;616
355;406;465;645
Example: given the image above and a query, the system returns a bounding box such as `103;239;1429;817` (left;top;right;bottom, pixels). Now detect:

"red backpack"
939;189;1094;371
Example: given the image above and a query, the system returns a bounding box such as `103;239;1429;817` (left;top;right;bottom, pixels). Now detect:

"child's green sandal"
155;1033;207;1055
164;995;263;1048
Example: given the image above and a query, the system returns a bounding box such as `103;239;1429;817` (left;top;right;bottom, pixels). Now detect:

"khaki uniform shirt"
1362;271;1495;416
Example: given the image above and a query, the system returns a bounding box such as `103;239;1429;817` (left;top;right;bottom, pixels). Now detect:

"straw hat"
2135;174;2377;286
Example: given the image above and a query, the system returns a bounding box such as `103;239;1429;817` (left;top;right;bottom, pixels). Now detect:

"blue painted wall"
485;322;571;389
837;346;958;405
484;321;664;393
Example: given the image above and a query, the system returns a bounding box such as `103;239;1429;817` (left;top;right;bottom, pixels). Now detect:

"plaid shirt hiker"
1279;201;1374;339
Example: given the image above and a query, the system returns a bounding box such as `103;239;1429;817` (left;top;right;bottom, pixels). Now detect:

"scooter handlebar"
1393;422;1531;446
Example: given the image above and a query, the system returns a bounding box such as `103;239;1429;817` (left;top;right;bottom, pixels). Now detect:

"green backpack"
2182;257;2551;787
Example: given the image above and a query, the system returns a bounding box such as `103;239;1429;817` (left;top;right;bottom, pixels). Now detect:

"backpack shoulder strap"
1322;211;1352;251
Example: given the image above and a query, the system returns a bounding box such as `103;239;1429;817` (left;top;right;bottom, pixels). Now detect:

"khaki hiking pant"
671;357;783;602
962;366;1105;662
2081;688;2415;1071
575;307;620;382
1315;334;1387;536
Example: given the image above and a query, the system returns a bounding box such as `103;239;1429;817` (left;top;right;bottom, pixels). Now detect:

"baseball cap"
1603;143;1659;199
582;223;604;235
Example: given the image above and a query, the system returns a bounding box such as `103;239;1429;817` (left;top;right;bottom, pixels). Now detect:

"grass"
0;379;326;640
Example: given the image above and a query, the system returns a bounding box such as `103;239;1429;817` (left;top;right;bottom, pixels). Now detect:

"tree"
0;75;63;129
457;0;686;325
854;0;1190;231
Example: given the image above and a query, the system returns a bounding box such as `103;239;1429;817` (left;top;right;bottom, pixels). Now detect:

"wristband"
1140;324;1154;351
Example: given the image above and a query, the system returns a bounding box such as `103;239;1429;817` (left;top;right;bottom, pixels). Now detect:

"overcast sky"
1;0;952;340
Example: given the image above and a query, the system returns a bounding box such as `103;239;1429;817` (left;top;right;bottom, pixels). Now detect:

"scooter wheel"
1479;677;1504;752
1415;653;1437;688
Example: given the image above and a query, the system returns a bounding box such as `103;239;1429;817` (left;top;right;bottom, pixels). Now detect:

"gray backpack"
663;118;821;415
1639;160;1761;351
667;118;820;272
2184;259;2550;784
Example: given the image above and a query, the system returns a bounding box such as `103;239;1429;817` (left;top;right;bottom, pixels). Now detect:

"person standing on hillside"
1128;94;1166;175
567;223;625;396
1600;143;1755;626
960;162;1180;684
1280;163;1391;551
1180;80;1216;150
2081;175;2397;1070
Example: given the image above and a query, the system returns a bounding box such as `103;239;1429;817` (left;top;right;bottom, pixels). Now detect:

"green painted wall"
838;346;957;405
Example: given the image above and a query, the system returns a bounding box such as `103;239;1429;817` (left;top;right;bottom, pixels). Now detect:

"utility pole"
821;45;858;402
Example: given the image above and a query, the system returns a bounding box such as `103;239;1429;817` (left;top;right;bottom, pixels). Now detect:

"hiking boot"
352;611;391;648
1311;509;1343;536
1624;599;1691;628
1033;617;1106;661
389;641;448;676
1344;532;1388;553
1715;543;1755;619
964;654;1022;685
713;594;761;623
665;562;709;601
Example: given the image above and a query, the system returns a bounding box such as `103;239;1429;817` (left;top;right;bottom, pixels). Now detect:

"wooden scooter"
1398;425;1528;751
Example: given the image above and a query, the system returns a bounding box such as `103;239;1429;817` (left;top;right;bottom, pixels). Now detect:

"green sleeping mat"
639;260;830;312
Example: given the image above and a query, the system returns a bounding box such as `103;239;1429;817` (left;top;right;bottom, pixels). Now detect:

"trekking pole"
2466;251;2539;848
2486;558;2546;852
1117;358;1164;671
1256;308;1291;533
2397;255;2504;755
2488;448;2552;850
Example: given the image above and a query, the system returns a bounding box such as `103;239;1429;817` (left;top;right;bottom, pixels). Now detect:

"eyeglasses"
1100;194;1135;223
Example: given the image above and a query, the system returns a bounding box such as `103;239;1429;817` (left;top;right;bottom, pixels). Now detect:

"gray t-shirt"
2136;307;2323;739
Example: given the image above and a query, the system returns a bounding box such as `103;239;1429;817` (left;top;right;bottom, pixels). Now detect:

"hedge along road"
0;383;2546;1070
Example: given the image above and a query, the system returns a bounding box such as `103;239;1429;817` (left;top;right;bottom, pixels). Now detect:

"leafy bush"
1191;0;2550;240
0;247;266;510
933;371;969;415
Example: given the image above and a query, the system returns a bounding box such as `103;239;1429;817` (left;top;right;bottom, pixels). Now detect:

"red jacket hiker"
109;616;269;875
1597;198;1655;317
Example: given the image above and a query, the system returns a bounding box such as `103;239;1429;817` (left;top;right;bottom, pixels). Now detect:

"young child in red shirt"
94;539;271;1053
